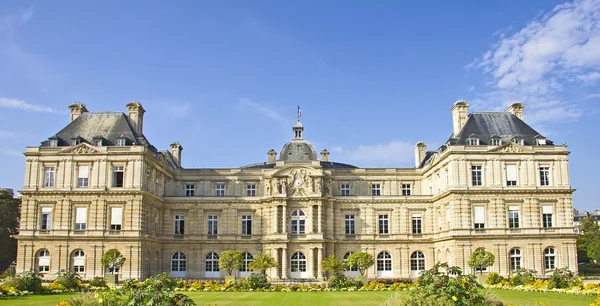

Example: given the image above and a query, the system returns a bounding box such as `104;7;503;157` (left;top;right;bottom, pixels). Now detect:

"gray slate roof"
279;139;318;161
240;161;357;169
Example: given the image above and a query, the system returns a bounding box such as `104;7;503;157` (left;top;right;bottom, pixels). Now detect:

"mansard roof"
240;160;357;169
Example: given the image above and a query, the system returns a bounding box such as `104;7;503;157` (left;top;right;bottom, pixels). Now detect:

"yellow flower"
98;298;103;303
452;296;458;302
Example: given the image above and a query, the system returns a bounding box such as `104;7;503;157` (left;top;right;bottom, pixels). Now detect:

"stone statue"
265;179;271;196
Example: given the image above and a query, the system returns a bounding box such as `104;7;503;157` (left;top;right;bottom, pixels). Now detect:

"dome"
293;121;303;128
279;139;317;161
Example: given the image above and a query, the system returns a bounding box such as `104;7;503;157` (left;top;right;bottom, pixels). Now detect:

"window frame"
540;166;550;186
291;210;306;234
185;184;195;197
412;213;423;234
371;184;381;196
215;184;226;197
345;214;355;235
340;184;350;196
174;215;185;235
208;215;218;235
246;184;256;196
43;166;56;188
378;214;389;235
508;206;520;229
471;165;483;187
112;166;124;188
402;183;412;196
241;215;252;236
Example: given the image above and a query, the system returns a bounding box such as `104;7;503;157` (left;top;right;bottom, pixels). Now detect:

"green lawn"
0;290;596;306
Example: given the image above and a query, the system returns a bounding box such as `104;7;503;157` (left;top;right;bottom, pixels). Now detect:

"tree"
580;216;600;234
248;253;279;276
577;216;600;263
0;190;20;271
346;252;374;276
101;249;126;274
467;249;495;274
218;250;243;276
320;255;346;278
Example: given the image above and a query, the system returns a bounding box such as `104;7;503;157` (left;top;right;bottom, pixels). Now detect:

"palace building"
15;100;577;280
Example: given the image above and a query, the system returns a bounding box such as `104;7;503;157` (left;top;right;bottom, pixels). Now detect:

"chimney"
320;149;329;162
68;102;88;123
414;141;427;168
267;149;277;163
170;142;183;167
505;102;524;120
451;100;469;137
126;101;146;135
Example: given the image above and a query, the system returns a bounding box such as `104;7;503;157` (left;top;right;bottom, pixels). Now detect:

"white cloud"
0;130;29;138
237;98;284;123
0;148;22;157
577;72;600;84
333;140;415;167
0;97;64;114
585;93;600;99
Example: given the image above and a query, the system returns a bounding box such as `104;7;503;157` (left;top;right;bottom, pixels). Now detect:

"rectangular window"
467;138;480;145
512;138;524;145
242;215;252;235
75;207;87;230
77;166;89;188
117;138;126;146
506;164;517;186
110;207;123;231
471;165;482;186
490;138;502;146
44;166;55;188
40;207;53;230
402;184;412;196
185;184;195;197
208;215;218;235
345;214;355;235
340;184;350;196
542;205;553;228
112;166;124;188
540;166;550;186
246;184;256;196
412;214;423;234
473;206;485;229
216;184;225;197
49;139;58;147
508;206;520;228
94;139;102;146
38;256;50;272
174;215;184;235
371;184;381;196
378;214;389;234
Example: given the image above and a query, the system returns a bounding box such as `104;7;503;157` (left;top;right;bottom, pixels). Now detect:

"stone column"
317;247;323;279
283;205;287;234
281;247;288;279
317;205;322;233
273;205;278;234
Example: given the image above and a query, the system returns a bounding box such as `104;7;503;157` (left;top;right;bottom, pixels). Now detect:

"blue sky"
0;0;598;211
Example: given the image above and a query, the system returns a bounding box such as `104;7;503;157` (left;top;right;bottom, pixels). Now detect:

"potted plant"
218;250;243;282
346;252;374;284
101;249;126;284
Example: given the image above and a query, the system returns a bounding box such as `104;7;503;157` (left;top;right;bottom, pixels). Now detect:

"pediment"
487;142;534;154
59;143;104;155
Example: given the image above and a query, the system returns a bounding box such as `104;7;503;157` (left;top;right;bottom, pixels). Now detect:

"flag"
298;105;302;118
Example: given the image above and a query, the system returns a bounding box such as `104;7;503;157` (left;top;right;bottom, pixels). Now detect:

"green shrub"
67;292;99;306
239;273;270;290
121;278;140;290
486;272;505;285
89;276;107;287
328;274;358;289
4;270;42;293
509;268;536;286
548;267;581;289
55;269;82;289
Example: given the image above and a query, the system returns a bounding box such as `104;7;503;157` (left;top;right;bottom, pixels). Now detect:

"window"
71;139;81;146
544;247;556;270
240;253;253;272
75;207;87;230
345;214;355;235
473;206;485;229
155;177;159;195
377;251;392;271
185;184;195;197
112;166;124;187
246;184;256;196
117;138;126;146
174;215;184;235
471;165;482;186
291;252;307;272
205;252;219;272
208;215;218;235
291;210;306;234
506;164;517;186
94;139;102;146
77;166;89;188
72;250;85;273
508;206;520;228
242;215;252;235
402;184;411;196
41;207;53;230
340;184;350;196
171;252;186;272
110;207;123;231
512;138;524;145
343;252;358;271
412;213;423;234
489;138;502;146
371;184;381;196
542;205;553;228
510;248;522;271
216;184;225;196
146;169;151;190
540;166;550;186
49;139;58;147
44;166;55;188
536;138;547;145
466;137;480;145
38;249;50;273
378;214;389;234
410;251;426;272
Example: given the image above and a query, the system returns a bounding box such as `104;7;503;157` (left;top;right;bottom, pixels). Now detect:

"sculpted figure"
265;180;271;196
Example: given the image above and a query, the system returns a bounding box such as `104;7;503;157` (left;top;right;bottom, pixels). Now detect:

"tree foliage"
0;190;20;270
320;255;346;278
578;216;600;263
101;249;126;273
248;253;279;276
346;252;374;276
467;249;495;274
218;250;243;276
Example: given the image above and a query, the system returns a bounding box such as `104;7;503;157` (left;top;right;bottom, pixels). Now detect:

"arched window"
544;247;556;270
410;251;425;272
291;210;306;234
171;252;186;272
37;249;50;273
240;252;253;272
205;252;219;272
72;250;85;273
509;248;522;271
377;251;392;271
291;252;307;272
344;252;358;271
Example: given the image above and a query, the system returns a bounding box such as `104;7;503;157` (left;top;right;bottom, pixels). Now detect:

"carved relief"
60;143;102;155
488;142;534;154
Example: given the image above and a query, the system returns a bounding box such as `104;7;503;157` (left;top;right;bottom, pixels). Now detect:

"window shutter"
111;207;123;225
73;255;85;266
474;206;485;223
78;166;89;178
41;207;53;213
542;205;553;214
412;213;422;218
76;207;87;224
508;206;519;211
506;164;517;181
39;257;50;266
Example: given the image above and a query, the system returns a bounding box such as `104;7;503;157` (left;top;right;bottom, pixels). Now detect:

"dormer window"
511;137;524;145
489;137;502;146
49;140;58;147
95;139;103;146
117;138;126;146
534;135;547;145
466;138;480;145
71;136;83;146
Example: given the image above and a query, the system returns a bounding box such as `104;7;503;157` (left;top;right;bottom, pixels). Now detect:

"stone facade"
15;101;577;280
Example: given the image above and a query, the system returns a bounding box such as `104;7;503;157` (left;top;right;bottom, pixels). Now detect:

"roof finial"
297;105;302;121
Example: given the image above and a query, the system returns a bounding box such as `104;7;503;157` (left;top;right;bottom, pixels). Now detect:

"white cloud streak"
0;148;23;157
0;97;64;114
0;130;30;138
332;140;415;167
